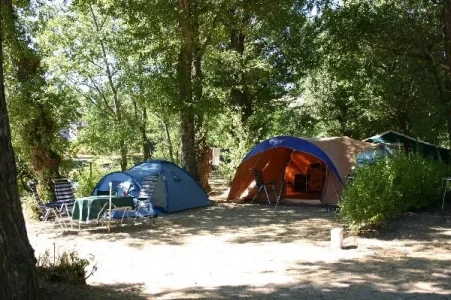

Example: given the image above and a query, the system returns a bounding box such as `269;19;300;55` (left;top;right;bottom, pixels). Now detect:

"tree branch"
86;75;116;116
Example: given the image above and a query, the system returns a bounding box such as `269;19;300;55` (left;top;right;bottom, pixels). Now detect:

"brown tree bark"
140;108;151;160
442;1;451;148
0;1;39;296
177;0;199;180
192;8;211;192
180;110;198;179
197;139;212;193
27;103;62;198
131;97;150;161
163;118;175;162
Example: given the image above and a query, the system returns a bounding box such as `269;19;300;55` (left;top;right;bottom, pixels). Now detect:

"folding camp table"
72;195;134;224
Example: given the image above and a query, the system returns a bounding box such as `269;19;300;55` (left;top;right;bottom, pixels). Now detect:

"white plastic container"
331;227;343;249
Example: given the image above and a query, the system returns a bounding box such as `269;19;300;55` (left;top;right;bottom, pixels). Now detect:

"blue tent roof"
243;136;343;184
126;160;167;184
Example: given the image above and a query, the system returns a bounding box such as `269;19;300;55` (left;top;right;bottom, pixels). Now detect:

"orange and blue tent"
227;136;374;205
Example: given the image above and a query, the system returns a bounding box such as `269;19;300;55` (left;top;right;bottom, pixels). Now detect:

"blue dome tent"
92;160;209;213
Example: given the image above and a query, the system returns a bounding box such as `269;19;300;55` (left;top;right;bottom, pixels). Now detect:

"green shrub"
69;162;106;197
218;149;247;184
340;153;450;231
21;194;42;221
37;247;96;285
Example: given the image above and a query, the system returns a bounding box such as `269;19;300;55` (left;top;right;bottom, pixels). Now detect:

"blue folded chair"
135;175;158;221
27;180;69;228
52;178;76;217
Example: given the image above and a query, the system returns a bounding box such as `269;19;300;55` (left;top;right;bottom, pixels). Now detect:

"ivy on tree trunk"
0;1;39;297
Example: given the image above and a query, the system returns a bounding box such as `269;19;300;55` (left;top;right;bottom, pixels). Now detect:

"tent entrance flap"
237;147;291;201
145;174;167;210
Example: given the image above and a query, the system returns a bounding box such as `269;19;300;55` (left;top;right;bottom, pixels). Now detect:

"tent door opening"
283;150;326;200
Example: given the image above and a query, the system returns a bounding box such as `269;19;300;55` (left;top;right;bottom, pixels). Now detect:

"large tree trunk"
28;104;62;198
192;12;211;192
0;3;39;296
12;20;62;199
4;0;62;201
197;136;212;193
177;0;199;180
180;110;198;179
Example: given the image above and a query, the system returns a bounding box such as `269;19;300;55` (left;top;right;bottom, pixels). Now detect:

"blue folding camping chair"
52;178;76;218
28;180;68;229
135;175;158;223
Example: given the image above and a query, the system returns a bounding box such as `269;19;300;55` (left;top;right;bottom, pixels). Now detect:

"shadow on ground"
149;255;451;299
30;202;451;251
360;209;451;243
60;203;338;247
38;248;451;300
152;282;450;300
40;282;148;300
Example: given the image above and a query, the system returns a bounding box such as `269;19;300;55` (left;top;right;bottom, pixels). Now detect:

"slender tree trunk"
140;126;150;161
119;139;127;171
113;96;127;170
140;108;150;160
177;0;199;180
229;8;252;123
0;3;39;296
443;1;451;148
163;119;175;162
90;4;128;170
132;98;150;160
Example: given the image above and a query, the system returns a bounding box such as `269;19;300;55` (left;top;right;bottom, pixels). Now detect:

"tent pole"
275;150;293;209
108;182;112;232
320;167;327;203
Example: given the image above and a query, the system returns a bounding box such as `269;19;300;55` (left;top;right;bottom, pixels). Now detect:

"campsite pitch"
26;202;451;299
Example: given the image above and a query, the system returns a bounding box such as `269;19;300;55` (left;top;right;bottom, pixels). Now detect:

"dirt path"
27;200;451;299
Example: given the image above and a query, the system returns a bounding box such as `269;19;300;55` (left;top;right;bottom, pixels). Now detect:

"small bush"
37;247;96;285
21;194;42;221
340;153;450;231
217;140;251;185
69;162;105;197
